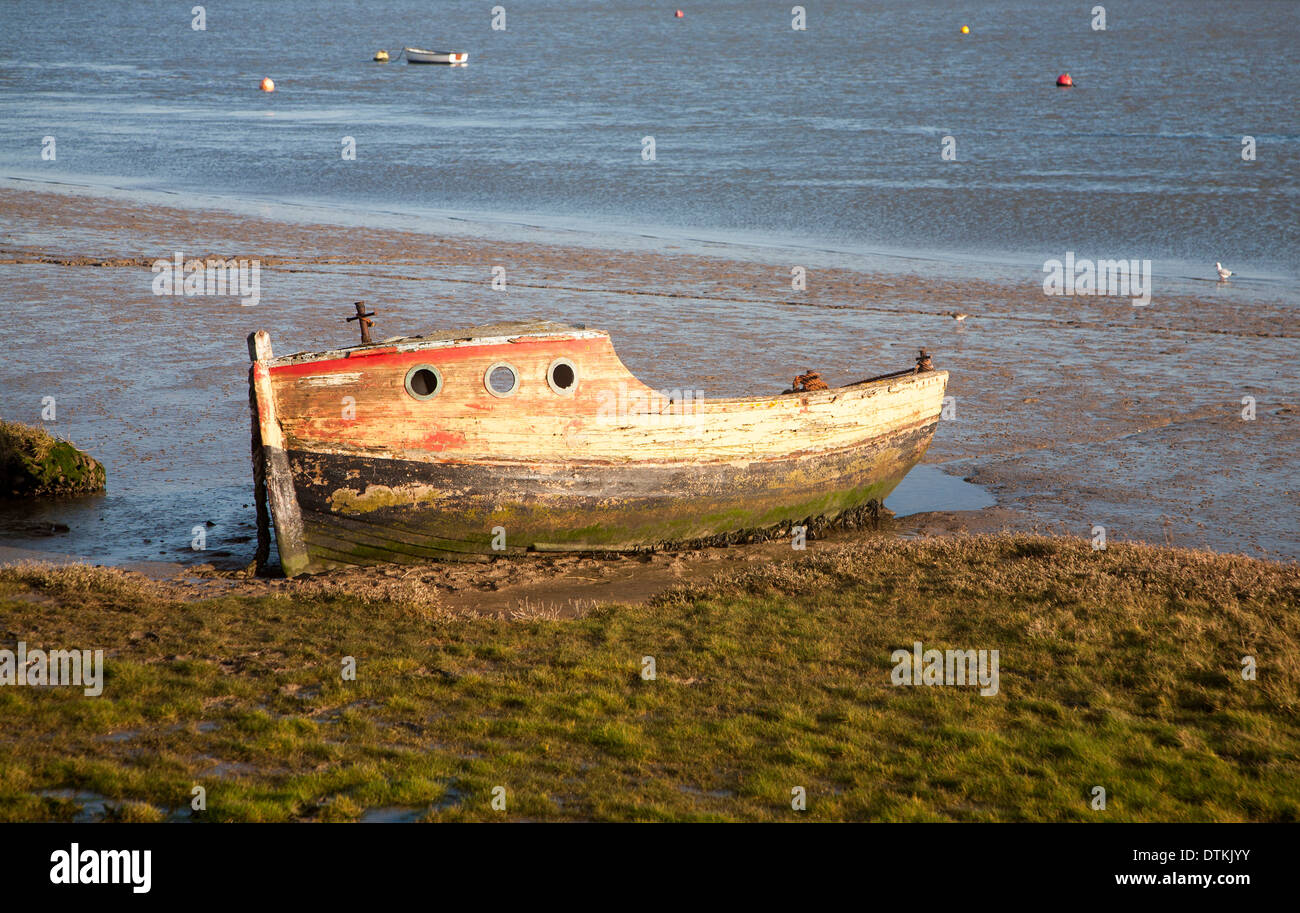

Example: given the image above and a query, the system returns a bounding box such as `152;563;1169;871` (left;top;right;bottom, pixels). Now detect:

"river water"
1;0;1295;282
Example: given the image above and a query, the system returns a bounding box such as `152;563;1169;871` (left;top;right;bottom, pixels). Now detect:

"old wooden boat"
404;47;468;65
246;319;948;577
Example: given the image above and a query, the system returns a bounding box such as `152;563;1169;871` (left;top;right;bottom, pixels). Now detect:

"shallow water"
885;464;995;518
357;807;425;824
0;458;990;567
0;485;257;568
1;0;1296;282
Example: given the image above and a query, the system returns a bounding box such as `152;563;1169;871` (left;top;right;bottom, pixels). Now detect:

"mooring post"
247;332;273;572
246;330;311;577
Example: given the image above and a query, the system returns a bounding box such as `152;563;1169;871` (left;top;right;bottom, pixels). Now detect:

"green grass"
0;419;59;463
0;535;1296;821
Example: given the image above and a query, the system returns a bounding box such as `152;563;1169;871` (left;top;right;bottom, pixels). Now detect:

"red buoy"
1056;73;1073;87
675;9;684;17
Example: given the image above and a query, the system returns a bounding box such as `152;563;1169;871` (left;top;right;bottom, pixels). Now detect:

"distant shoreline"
6;174;1295;302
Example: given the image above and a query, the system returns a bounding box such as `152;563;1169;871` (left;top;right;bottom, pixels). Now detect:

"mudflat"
0;187;1296;605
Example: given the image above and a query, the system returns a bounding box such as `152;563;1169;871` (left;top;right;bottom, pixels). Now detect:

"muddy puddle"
885;464;995;517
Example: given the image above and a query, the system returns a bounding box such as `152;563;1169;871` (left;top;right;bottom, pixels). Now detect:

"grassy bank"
0;535;1296;822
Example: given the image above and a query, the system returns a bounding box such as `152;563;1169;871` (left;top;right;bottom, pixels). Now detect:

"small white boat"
404;47;468;66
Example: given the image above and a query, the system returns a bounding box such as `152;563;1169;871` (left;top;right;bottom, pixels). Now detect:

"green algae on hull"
284;421;930;572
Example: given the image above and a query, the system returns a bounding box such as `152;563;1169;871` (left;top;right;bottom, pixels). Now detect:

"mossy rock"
0;420;106;498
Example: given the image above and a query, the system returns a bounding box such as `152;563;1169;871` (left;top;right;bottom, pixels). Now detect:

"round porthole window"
484;362;519;397
547;358;578;395
404;364;443;400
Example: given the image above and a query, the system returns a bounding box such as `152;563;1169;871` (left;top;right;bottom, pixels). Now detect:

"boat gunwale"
674;368;947;408
261;326;945;408
265;328;610;367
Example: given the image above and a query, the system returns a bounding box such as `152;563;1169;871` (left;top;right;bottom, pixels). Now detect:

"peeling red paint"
270;336;604;380
419;430;467;452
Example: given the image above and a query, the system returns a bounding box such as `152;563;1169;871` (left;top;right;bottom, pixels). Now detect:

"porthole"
404;364;443;400
484;362;519;397
547;358;578;395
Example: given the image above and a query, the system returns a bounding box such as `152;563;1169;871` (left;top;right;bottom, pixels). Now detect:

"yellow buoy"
374;50;389;62
961;25;970;34
260;77;275;92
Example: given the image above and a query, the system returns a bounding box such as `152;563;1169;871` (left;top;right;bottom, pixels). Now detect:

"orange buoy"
260;77;275;92
1056;73;1073;87
961;25;969;34
675;9;684;17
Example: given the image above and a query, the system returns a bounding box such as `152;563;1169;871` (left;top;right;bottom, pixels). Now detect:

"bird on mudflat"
1215;262;1233;281
948;312;968;321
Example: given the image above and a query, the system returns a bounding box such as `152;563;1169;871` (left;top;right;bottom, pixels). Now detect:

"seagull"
1215;262;1233;281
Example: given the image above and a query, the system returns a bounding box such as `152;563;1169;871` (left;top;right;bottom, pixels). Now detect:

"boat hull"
405;48;468;65
246;322;948;576
283;416;935;570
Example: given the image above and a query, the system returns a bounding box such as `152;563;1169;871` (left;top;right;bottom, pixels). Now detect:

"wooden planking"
253;324;951;573
284;418;938;571
266;330;947;465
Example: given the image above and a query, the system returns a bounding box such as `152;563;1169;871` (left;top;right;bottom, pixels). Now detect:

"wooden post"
248;382;271;572
247;330;311;576
247;332;272;571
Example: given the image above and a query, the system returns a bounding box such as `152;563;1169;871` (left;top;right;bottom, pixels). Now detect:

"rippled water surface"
1;0;1296;278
